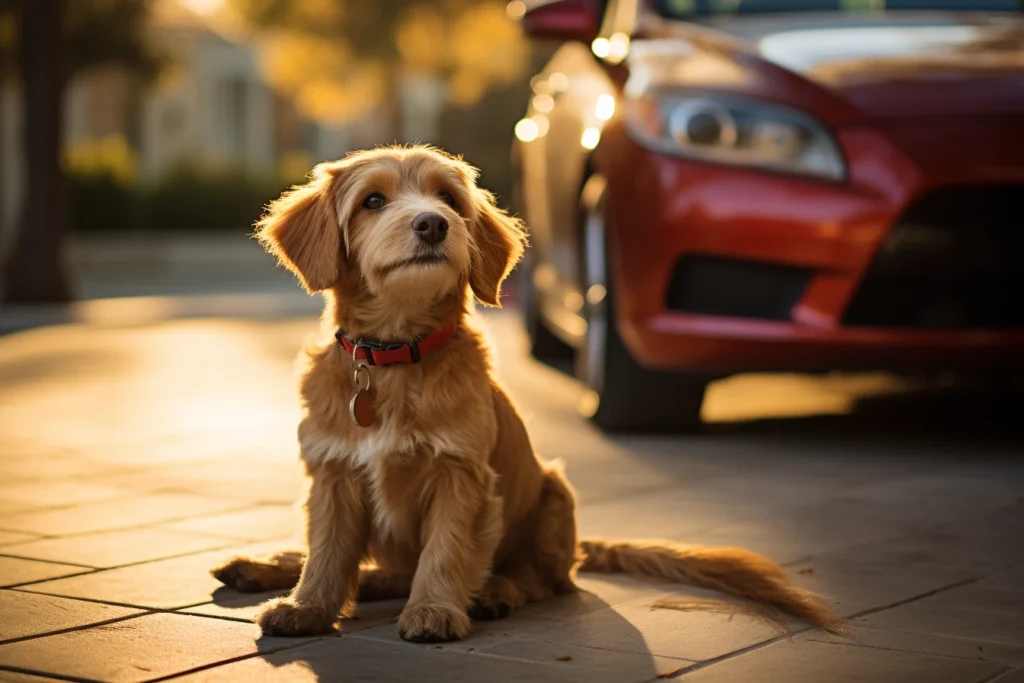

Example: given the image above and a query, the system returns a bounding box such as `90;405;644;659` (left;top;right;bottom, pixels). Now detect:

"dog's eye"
363;193;386;211
439;191;456;208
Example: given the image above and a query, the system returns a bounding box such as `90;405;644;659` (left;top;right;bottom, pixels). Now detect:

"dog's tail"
578;539;839;632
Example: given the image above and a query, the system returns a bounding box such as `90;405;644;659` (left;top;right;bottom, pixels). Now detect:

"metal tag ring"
353;361;371;392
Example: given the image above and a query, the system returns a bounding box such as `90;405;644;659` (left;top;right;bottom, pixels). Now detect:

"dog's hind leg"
212;551;305;592
358;565;412;601
532;464;583;594
468;562;539;620
470;466;581;621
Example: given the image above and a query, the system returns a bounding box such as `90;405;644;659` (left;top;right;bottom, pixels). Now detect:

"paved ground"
0;243;1022;682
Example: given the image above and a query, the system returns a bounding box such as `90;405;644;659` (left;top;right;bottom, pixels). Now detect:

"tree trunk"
1;0;72;303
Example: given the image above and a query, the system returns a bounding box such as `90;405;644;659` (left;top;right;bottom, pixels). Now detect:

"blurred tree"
233;0;528;137
0;0;160;303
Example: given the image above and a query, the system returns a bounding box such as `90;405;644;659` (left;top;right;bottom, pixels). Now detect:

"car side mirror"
516;0;602;43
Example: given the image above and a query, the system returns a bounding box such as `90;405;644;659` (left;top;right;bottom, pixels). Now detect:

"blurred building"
79;0;354;180
0;0;353;243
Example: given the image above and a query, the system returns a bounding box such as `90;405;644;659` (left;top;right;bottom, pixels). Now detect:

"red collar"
335;322;458;366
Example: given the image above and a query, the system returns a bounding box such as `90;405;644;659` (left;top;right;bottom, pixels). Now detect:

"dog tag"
350;359;376;427
350;389;377;427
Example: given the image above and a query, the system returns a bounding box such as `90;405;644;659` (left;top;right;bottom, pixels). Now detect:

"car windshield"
657;0;1021;17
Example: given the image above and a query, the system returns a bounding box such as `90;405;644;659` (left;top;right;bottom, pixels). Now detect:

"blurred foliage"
64;0;163;80
0;0;162;82
233;0;528;126
66;142;301;232
277;149;316;184
65;136;143;232
144;163;291;231
65;135;140;184
69;172;144;232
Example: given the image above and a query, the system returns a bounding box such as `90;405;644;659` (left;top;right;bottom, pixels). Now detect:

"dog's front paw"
398;602;470;643
256;597;337;637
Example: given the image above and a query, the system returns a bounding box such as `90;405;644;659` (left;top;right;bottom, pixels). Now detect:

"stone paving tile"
574;574;681;609
355;607;556;649
0;612;311;683
159;505;301;542
926;583;1024;614
0;481;136;508
0;671;64;682
0;528;236;568
103;462;307;505
181;591;289;623
577;497;719;541
475;638;694;679
0;557;89;588
822;531;1022;574
351;575;677;652
182;594;404;636
179;633;662;683
0;453;121;485
833;471;1024;522
80;436;295;468
676;638;1004;683
0;532;40;548
853;586;1024;645
0;493;246;536
0;590;142;643
19;542;283;609
980;568;1024;593
544;453;686;509
520;594;784;662
799;624;1024;667
0;502;37;519
787;556;973;616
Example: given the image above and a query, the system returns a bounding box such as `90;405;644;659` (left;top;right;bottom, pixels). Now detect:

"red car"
512;0;1024;431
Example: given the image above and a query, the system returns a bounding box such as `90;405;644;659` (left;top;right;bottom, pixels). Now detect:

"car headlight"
625;91;846;181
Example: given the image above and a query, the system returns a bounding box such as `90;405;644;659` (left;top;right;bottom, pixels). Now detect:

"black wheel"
522;252;574;361
576;175;708;432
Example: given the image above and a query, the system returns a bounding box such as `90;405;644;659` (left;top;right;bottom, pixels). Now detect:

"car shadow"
704;380;1024;448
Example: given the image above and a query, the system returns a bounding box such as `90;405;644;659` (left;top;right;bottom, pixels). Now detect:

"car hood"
639;12;1024;121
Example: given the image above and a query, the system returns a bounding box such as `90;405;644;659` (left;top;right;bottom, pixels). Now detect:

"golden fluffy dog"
212;145;837;642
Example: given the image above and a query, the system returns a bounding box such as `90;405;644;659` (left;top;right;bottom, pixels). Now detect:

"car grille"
665;255;812;321
843;185;1024;329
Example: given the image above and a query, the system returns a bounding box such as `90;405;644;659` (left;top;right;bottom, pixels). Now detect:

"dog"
211;145;838;642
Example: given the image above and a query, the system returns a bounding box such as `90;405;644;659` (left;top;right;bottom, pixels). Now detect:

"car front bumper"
597;119;1024;373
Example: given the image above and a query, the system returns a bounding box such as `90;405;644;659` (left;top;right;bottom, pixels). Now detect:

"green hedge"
68;165;294;233
69;173;144;232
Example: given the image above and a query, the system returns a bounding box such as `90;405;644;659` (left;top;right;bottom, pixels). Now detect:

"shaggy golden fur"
212;145;839;641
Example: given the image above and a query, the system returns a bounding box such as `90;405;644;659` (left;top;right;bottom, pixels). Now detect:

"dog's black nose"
412;212;448;245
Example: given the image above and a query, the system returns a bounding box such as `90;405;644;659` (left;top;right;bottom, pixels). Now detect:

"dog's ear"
255;164;342;293
469;190;527;307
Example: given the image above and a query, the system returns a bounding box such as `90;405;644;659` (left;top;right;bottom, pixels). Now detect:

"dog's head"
255;146;526;308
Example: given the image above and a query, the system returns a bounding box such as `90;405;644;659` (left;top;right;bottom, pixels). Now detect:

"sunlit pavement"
1;297;1023;682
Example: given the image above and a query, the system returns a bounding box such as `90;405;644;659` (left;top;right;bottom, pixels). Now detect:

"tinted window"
658;0;1021;17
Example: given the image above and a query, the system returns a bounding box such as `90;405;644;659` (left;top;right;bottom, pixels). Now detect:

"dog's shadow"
209;576;698;681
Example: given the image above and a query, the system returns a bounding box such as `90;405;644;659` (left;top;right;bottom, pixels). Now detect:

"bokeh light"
515;117;540;142
581;126;601;150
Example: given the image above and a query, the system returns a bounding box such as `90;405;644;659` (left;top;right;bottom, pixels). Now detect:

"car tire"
576;175;708;432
